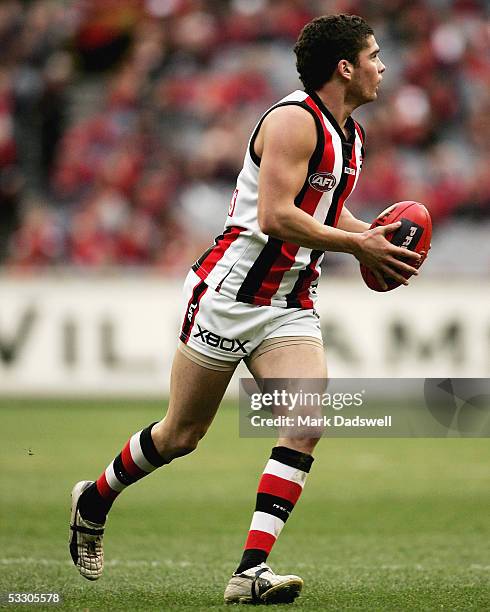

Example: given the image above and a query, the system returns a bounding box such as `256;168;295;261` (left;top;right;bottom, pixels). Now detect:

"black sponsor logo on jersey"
308;172;337;192
194;324;249;353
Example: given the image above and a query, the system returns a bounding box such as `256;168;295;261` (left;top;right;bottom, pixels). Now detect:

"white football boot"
224;563;303;604
69;480;105;580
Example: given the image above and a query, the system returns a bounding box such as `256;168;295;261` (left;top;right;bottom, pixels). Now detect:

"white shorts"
178;269;323;369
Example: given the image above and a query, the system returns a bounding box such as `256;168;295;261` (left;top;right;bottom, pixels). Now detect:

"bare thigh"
246;343;327;454
152;348;236;461
247;343;327;379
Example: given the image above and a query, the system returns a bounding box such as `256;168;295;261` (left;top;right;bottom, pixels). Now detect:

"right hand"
352;222;422;290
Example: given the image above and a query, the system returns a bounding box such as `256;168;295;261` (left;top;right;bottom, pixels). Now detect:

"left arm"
337;206;370;233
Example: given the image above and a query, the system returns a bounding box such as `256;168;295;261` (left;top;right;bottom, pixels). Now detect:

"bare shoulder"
257;104;317;159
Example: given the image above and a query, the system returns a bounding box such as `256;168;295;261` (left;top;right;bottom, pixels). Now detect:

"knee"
153;421;207;462
169;429;201;459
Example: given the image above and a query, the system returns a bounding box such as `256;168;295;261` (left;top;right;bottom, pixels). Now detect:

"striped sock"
78;422;166;523
236;446;314;573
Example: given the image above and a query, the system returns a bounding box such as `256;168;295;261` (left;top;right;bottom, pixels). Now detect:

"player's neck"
314;84;357;138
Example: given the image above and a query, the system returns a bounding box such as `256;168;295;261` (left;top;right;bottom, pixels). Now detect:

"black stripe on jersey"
356;121;366;144
249;101;324;168
285;249;322;308
192;227;233;273
307;90;356;145
293;107;325;207
324;141;353;227
192;247;213;272
255;493;294;523
354;121;366;163
235;237;283;303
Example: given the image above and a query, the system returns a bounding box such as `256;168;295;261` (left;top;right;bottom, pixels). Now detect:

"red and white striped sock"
78;422;166;523
236;446;314;573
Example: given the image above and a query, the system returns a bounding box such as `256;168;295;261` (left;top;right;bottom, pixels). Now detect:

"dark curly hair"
294;14;374;92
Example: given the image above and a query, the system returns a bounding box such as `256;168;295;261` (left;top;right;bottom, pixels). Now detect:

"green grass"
1;399;490;611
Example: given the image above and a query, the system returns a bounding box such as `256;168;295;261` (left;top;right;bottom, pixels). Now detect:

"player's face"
349;35;385;104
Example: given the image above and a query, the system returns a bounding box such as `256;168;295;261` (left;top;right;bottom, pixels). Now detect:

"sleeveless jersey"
192;89;365;309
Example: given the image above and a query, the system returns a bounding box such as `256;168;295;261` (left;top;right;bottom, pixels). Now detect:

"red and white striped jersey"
192;89;365;309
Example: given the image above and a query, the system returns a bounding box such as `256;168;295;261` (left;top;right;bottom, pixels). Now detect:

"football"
360;201;432;292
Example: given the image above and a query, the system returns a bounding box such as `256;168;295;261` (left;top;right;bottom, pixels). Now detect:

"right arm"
255;105;420;289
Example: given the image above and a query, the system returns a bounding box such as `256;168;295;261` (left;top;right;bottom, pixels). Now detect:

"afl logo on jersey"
308;172;337;192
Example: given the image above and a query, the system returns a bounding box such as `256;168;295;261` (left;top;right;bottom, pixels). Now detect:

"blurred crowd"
0;0;488;273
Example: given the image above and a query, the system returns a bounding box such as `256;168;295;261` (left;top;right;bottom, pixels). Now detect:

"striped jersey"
192;89;365;309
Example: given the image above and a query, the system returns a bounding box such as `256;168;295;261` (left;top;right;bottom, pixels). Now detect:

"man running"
69;14;420;605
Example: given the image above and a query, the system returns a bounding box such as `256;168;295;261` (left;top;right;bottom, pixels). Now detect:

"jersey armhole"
249;101;324;168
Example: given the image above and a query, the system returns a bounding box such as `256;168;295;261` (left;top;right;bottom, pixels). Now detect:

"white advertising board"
0;275;487;396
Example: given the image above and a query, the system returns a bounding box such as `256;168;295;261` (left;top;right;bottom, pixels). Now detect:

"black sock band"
140;422;167;467
236;549;268;575
271;445;314;473
78;483;111;524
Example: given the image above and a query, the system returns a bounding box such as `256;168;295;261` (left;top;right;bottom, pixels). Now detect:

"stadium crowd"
0;0;488;273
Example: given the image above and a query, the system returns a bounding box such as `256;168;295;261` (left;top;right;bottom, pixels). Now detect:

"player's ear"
338;59;353;81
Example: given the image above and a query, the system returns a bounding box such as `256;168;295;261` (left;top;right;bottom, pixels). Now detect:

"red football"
360;201;432;292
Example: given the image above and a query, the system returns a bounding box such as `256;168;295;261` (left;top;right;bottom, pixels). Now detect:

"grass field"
1;399;490;611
